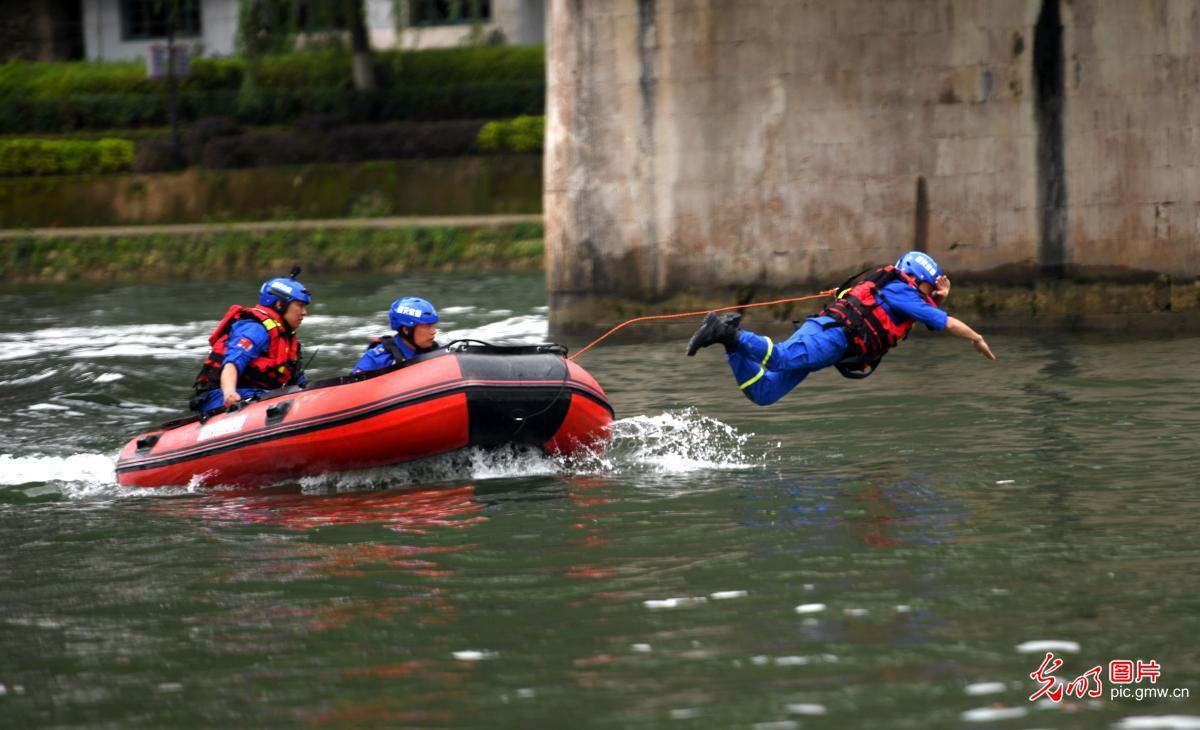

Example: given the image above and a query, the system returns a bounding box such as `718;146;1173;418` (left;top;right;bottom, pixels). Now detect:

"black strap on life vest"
380;335;407;364
819;266;905;380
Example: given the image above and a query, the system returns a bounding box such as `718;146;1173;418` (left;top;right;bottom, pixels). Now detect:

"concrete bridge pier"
544;0;1200;335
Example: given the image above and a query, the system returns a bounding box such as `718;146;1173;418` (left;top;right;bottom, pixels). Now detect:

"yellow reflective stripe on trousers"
738;337;773;390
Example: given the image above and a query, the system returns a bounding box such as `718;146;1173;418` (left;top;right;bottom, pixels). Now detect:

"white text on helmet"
913;255;936;275
271;282;294;295
394;305;425;318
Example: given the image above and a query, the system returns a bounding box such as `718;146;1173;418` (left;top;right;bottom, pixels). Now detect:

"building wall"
83;0;544;60
83;0;237;61
378;0;546;49
545;0;1200;319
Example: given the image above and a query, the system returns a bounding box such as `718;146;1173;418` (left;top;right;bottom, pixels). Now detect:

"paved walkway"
0;213;544;240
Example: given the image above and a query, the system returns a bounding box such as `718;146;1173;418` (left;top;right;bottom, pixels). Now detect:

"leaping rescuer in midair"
686;251;996;406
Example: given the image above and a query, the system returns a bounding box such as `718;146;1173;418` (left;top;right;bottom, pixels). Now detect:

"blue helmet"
259;277;312;309
895;251;942;286
389;296;439;330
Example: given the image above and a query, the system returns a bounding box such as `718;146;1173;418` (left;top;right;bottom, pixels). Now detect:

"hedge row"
0;46;544;99
0;223;546;283
133;119;487;171
0;138;133;176
0;83;545;133
3;117;545;176
477;115;544;153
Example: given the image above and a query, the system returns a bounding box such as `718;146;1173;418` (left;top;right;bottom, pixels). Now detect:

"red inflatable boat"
116;342;613;488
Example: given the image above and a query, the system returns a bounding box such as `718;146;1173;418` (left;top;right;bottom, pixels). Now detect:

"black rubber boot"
686;312;742;356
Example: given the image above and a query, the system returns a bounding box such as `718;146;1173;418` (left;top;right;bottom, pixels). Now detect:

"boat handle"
265;401;292;426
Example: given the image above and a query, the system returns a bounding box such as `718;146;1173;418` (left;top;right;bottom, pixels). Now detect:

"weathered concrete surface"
545;0;1200;331
0;156;542;229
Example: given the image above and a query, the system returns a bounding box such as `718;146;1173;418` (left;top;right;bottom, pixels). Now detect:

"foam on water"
0;368;58;387
299;409;755;492
0;453;117;495
0;323;210;362
1115;718;1200;730
443;314;549;345
595;408;756;474
2;408;756;499
296;445;562;493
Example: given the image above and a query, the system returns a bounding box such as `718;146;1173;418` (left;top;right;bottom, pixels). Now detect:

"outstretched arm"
944;316;996;360
220;362;242;406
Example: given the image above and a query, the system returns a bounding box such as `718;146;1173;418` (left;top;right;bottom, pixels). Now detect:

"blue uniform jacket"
876;279;948;331
197;319;305;413
352;335;441;374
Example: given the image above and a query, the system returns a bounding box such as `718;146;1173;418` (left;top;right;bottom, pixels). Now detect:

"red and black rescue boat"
116;342;613;488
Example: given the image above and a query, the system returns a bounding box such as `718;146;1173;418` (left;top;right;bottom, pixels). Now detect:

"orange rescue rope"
568;289;838;361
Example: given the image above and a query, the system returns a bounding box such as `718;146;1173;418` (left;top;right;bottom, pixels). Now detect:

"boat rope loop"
568;289;837;362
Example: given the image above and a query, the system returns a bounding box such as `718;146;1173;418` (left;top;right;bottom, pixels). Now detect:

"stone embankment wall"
1;156;542;229
545;0;1199;330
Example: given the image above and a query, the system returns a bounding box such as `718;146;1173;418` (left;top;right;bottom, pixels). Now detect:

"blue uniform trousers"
726;317;849;406
197;386;264;414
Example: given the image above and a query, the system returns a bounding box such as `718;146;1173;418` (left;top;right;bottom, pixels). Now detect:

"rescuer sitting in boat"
352;297;442;374
189;272;311;413
686;251;996;406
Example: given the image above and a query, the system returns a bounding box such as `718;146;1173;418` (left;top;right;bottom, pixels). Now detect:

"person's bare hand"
974;336;996;361
934;274;951;302
222;388;242;407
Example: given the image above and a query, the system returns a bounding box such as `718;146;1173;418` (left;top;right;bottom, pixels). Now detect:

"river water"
1;272;1197;729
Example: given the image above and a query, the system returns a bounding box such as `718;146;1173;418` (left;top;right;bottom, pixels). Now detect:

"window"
294;0;348;32
411;0;492;26
121;0;201;39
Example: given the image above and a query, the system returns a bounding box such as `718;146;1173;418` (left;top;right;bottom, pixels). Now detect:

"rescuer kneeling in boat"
352;296;441;374
686;251;996;406
189;273;311;413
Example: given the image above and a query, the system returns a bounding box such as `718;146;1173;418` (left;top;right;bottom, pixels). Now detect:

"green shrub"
0;138;133;176
376;45;544;86
477;115;544;153
0;83;544;133
0;46;543;99
248;48;354;89
0;57;246;98
0;223;546;282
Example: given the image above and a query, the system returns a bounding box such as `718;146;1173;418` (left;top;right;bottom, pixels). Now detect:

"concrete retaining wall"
545;0;1199;328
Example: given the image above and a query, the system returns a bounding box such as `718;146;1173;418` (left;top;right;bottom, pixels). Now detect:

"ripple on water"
1114;718;1200;730
961;706;1027;722
1016;639;1081;653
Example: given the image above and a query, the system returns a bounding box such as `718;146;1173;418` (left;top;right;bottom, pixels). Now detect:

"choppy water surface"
1;272;1198;729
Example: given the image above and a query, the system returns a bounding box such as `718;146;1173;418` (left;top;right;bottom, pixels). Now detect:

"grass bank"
0;156;542;229
0;222;544;283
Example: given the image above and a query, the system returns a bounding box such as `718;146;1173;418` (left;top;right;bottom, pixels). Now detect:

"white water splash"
296;445;561;493
596;408;755;474
442;314;549;345
293;410;754;491
0;453;116;489
5;409;757;498
0;323;210;362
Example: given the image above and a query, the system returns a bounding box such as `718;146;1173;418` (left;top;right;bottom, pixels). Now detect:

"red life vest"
191;305;301;405
818;265;939;378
